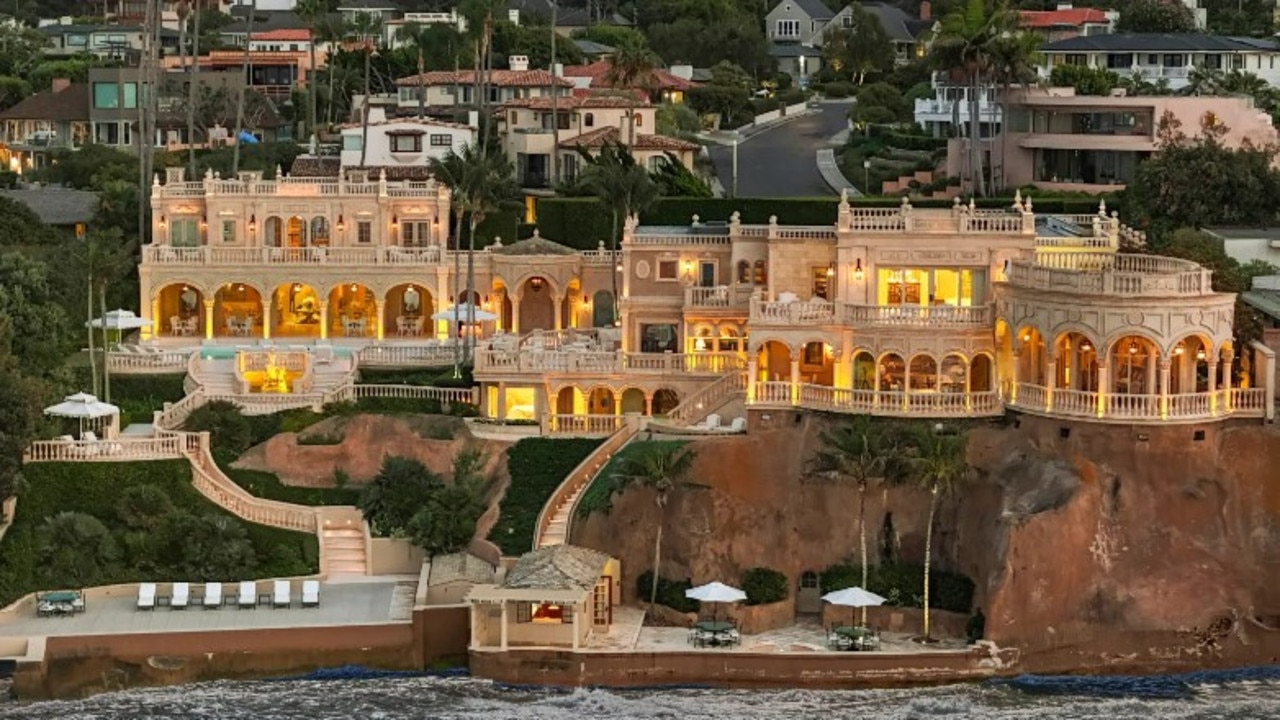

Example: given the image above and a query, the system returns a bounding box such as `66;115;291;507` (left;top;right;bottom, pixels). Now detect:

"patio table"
835;625;869;638
696;621;734;633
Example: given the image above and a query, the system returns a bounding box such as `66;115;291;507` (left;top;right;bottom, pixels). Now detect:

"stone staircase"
534;422;641;549
540;484;588;547
321;526;368;576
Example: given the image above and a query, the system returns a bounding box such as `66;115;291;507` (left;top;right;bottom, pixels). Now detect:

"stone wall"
368;537;426;575
727;598;796;635
820;604;969;639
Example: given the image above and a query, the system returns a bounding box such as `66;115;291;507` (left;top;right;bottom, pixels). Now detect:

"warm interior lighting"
826;263;834;277
854;258;864;281
615;261;623;272
1128;340;1139;355
582;295;590;307
1196;348;1207;361
1174;344;1185;355
694;337;706;351
530;277;544;290
337;214;345;231
1021;332;1031;343
1080;340;1092;352
350;283;358;292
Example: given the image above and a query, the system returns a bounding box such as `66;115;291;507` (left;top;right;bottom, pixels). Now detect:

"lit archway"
286;216;307;247
213;283;262;337
271;282;322;338
555;386;576;415
940;353;967;393
155;283;203;338
386;283;434;337
1016;326;1046;385
519;276;556;332
970;354;993;392
587;386;615;415
799;341;834;386
878;353;905;392
620;388;645;414
1169;334;1212;393
1053;331;1099;392
310;217;331;247
852;350;876;390
328;283;376;337
755;340;792;382
652;388;680;415
1110;335;1157;394
909;354;937;391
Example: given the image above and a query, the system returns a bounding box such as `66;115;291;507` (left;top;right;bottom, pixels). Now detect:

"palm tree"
294;0;332;142
346;12;382;167
231;0;256;175
460;0;507;157
578;143;658;325
808;416;899;625
184;0;200;175
903;424;971;641
395;21;432;119
314;14;349;125
427;148;474;372
610;442;697;608
929;0;1018;197
605;42;661;147
987;28;1040;192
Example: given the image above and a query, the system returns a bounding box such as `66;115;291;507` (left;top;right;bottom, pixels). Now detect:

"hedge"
575;439;688;520
219;464;362;507
636;571;699;612
0;460;319;606
819;563;975;614
533;197;618;250
741;567;789;606
486;437;603;555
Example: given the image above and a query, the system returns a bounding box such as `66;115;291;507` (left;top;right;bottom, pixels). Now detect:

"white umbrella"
86;309;152;330
685;581;747;624
432;302;497;323
822;586;886;628
44;392;119;439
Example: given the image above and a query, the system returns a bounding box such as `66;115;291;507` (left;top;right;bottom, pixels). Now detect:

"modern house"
38;20;180;59
951;87;1280;190
913;80;1001;139
1019;5;1115;43
1039;34;1280;91
0;79;90;173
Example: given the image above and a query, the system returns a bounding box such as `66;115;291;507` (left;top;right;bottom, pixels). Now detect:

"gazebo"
44;392;120;440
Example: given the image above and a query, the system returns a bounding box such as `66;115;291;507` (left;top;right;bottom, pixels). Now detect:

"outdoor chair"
137;582;156;611
202;582;223;609
703;414;721;430
171;582;190;610
238;581;256;608
729;417;747;432
272;580;291;609
301;580;320;608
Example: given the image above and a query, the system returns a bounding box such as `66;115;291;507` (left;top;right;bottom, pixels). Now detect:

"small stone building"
425;552;498;605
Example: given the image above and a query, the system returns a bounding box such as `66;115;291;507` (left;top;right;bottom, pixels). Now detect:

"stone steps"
322;528;367;576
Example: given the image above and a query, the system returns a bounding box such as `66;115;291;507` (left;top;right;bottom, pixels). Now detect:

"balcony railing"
1007;253;1213;298
474;349;744;375
752;381;1002;418
749;298;993;328
1010;382;1267;421
143;245;449;266
154;177;443;199
685;285;755;310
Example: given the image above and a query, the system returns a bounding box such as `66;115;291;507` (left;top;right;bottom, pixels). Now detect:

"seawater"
2;676;1279;719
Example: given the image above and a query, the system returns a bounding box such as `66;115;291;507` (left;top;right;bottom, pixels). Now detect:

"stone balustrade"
142;245;455;266
24;436;186;463
1010;382;1267;421
751;381;1003;418
154;177;442;200
1007;253;1213;298
475;349;744;375
541;413;627;436
749;298;994;328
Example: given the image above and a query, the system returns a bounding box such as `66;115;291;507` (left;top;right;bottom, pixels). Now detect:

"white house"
339;109;476;171
1040;33;1280;91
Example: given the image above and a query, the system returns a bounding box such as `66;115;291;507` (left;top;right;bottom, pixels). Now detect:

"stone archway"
328;283;376;338
519;276;556;332
155;283;204;338
213;283;263;337
385;283;434;337
271;282;322;338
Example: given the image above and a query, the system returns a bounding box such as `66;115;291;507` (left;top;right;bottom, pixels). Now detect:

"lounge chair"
301;580;320;608
729;417;747;432
202;582;223;609
238;581;256;608
703;414;721;430
171;582;190;610
272;580;291;609
137;582;157;610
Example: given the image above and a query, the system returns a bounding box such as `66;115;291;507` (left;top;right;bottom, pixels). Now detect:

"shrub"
818;562;975;613
215;463;362;507
486;437;603;555
296;432;342;446
824;81;855;98
183;400;252;455
358;456;444;537
635;571;699;612
741;567;789;606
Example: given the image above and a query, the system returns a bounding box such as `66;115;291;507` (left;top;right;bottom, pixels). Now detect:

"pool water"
198;345;355;360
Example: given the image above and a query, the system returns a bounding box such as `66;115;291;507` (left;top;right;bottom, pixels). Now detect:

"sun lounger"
301;580;320;608
729;417;747;432
702;414;721;430
171;582;190;609
273;580;291;609
137;582;156;610
202;582;222;609
238;581;256;608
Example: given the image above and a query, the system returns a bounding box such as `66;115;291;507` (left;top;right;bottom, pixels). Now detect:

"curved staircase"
534;421;641;549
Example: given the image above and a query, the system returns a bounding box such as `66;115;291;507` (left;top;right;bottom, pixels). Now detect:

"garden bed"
486;438;603;555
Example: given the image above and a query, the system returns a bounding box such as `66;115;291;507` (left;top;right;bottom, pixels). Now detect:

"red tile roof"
559;126;699;152
251;28;312;41
1019;8;1109;28
396;69;573;88
503;94;648;110
560;60;695;91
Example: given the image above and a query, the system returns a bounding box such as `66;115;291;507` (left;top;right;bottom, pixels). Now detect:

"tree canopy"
1114;0;1198;33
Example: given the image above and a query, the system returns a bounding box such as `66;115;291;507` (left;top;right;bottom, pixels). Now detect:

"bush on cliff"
486;437;603;555
819;562;975;613
741;567;789;606
636;571;699;613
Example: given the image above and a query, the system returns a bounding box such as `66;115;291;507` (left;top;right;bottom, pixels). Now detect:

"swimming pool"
199;345;356;360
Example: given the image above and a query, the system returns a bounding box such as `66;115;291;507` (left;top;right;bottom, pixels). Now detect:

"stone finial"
730;211;741;224
840;187;849;203
275;164;283;178
1024;195;1033;212
214;171;221;179
1111;211;1118;218
692;214;701;226
768;214;778;226
152;173;160;186
1098;199;1107;215
1013;188;1023;210
952;195;961;207
598;240;606;250
532;228;541;239
904;195;913;207
205;167;214;180
968;197;976;211
492;237;502;247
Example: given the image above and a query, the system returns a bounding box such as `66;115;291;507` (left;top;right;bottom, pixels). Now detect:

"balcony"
752;382;1003;418
142;245;454;266
684;285;754;311
507;128;556;155
153;177;444;199
1010;383;1267;422
913;98;1001;124
749;298;994;328
1006;253;1212;298
474;349;744;376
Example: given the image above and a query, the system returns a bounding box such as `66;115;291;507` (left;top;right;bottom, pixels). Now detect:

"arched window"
264;216;283;247
754;259;767;285
634;114;643;127
310;217;330;247
737;260;750;283
584;112;594;127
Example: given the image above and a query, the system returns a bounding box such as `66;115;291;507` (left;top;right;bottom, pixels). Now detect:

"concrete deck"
0;578;415;638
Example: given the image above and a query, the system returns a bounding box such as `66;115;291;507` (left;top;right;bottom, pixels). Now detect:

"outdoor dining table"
696;621;734;633
834;625;878;651
692;620;739;648
36;590;84;618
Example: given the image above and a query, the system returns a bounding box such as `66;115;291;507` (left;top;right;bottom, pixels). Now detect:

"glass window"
357;220;372;244
640;323;678;353
584;112;594;127
390;134;421;152
342;134;362;151
221;219;236;243
430;133;452;147
170;218;199;247
656;259;678;280
122;83;138;109
93;83;119;109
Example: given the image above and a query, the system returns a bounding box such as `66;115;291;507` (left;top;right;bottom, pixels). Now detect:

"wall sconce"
582;295;591;307
391;214;399;226
615;261;623;272
1079;340;1092;352
826;263;835;278
1196;347;1207;361
853;258;864;281
530;277;544;290
1021;331;1032;343
1128;340;1139;355
159;215;167;228
337;214;345;231
199;215;207;229
349;283;358;292
1174;344;1185;356
248;214;257;232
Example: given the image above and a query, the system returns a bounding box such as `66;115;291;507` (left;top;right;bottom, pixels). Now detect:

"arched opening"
1110;335;1156;394
591;290;614;328
264;216;283;247
689;324;714;354
386;283;434;337
737;260;750;284
994;319;1013;391
456;289;482;305
271;282;322;338
519;277;555;332
286;216;307;247
940;353;967;393
1016;326;1046;385
755;340;792;382
852;350;876;389
969;354;993;392
909;354;937;391
155;283;203;337
878;352;905;392
718;325;742;353
652;388;680;415
799;341;834;386
328;283;376;337
1054;331;1099;392
587;387;615;415
310;217;330;247
213;283;262;337
555;387;576;415
1167;335;1212;393
620;388;645;414
753;259;767;285
561;282;577;330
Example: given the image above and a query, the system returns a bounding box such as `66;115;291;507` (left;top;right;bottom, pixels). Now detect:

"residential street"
707;103;852;197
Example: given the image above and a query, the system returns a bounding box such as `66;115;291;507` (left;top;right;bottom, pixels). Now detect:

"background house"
0;79;89;173
765;0;835;46
339;109;476;179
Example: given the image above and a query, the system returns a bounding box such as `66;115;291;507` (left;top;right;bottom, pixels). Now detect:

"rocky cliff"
572;412;1280;671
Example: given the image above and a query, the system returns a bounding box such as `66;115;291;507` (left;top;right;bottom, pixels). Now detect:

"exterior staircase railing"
533;415;642;550
665;370;747;426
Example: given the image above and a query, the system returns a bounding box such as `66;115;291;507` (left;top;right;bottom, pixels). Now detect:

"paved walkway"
0;578;412;637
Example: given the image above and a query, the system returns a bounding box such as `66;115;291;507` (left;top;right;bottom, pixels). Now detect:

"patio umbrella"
44;392;119;438
685;581;747;623
85;309;152;330
822;586;886;627
431;303;497;323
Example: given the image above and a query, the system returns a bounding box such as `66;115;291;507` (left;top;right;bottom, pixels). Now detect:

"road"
707;103;851;198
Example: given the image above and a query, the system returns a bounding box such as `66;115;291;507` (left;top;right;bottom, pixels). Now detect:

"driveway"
706;103;851;198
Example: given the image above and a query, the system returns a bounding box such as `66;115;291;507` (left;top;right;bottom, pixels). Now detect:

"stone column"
469;605;480;649
1145;349;1157;405
499;603;508;650
552;293;563;331
1096;363;1109;418
262;299;273;339
497;382;507;421
319;301;329;340
571;603;581;650
1221;354;1233;411
644;393;653;415
746;356;758;403
374;300;385;340
510;297;521;335
1009;349;1021;403
150;296;161;339
1159;359;1171;419
1207;359;1219;415
789;354;800;405
1045;355;1058;412
203;299;214;340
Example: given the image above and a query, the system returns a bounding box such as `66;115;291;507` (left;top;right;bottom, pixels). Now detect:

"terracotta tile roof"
560;60;695;91
289;156;340;177
0;83;89;122
396;69;573;88
560;126;699;152
251;28;312;41
503;93;648;110
503;545;610;592
1020;8;1110;28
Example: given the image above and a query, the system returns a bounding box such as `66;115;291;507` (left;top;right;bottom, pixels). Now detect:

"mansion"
142;171;1275;428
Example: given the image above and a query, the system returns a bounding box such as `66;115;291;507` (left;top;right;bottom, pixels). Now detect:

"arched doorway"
620;388;645;414
592;290;614;328
755;340;792;382
1016;326;1046;385
213;283;262;337
310;217;330;247
852;350;876;389
1053;331;1099;392
155;283;203;338
519;276;555;332
940;353;967;393
878;353;905;392
994;319;1013;392
264;216;283;247
555;387;576;415
385;283;434;337
969;354;993;392
328;283;376;337
799;341;834;386
1170;335;1212;393
286;216;307;247
587;387;615;415
1111;335;1157;394
271;283;321;338
909;354;937;391
652;388;680;415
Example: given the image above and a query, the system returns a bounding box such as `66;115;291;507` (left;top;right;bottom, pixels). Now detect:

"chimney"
509;55;529;72
51;78;71;93
919;1;931;20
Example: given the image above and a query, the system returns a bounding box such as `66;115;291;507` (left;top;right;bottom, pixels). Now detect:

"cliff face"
573;413;1280;668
